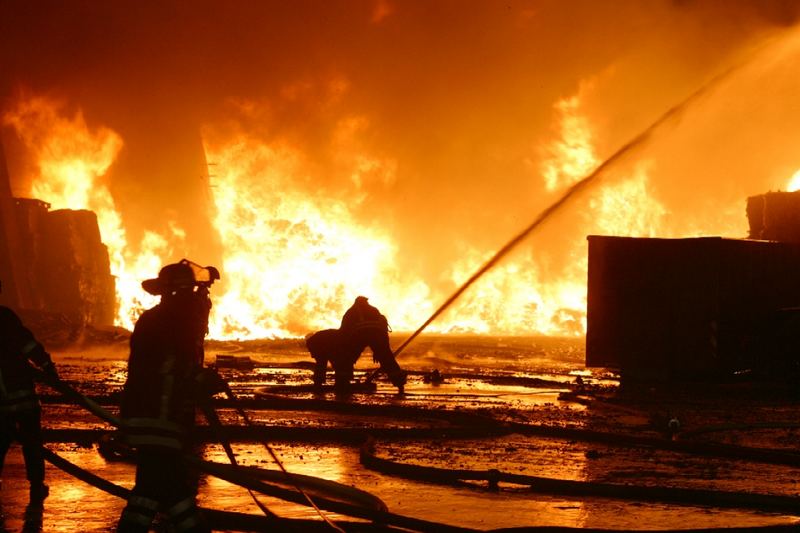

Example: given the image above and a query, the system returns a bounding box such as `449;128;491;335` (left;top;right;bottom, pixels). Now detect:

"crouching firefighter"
305;328;356;392
339;296;406;393
117;260;220;533
0;282;58;503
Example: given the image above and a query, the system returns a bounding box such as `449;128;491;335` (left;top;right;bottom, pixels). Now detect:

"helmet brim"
142;278;167;295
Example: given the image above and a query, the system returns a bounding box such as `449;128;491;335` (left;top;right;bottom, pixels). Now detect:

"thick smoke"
1;0;800;334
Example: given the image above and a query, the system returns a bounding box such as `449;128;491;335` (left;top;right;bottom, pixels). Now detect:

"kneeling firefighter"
305;328;358;392
0;281;58;503
117;260;220;533
338;296;406;393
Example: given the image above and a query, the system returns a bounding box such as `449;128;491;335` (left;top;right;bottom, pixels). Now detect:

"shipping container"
586;236;800;381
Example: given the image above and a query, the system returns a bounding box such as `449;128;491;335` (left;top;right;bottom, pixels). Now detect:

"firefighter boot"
389;370;407;394
29;483;49;503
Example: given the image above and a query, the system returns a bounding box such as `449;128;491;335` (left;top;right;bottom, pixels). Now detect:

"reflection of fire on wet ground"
5;338;800;530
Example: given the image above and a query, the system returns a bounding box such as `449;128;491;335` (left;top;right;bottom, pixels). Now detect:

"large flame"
29;67;800;340
787;169;800;192
3;96;186;330
2;87;667;339
4;2;800;343
541;82;599;193
435;87;667;336
203;122;432;338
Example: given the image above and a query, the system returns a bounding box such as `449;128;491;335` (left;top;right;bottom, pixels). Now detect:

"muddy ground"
2;336;800;531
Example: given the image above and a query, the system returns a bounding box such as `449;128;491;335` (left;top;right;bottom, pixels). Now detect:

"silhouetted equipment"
586;235;800;381
213;354;256;369
590;190;800;382
0;139;114;328
747;191;800;242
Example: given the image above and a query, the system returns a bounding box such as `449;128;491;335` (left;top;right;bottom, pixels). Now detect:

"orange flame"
203;125;432;339
4;88;667;339
787;169;800;192
541;84;598;192
3;96;185;330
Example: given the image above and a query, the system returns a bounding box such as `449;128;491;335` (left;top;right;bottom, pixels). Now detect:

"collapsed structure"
0;140;115;328
587;191;800;381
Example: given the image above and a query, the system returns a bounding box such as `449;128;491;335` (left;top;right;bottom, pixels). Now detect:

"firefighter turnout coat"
0;306;54;415
120;294;209;451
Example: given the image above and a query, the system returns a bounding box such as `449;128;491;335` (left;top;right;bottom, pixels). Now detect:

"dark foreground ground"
2;335;800;531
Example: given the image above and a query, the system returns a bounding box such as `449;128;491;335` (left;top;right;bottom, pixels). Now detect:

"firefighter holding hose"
307;296;406;394
0;281;58;503
117;260;219;533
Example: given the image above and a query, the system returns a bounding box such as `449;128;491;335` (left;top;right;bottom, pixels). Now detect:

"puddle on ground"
0;437;797;531
1;342;798;531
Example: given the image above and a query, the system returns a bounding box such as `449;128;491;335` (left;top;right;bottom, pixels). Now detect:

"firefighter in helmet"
117;260;219;533
338;296;406;393
0;281;57;503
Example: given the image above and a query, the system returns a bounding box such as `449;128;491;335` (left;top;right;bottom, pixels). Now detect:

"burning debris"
0;143;115;337
14;200;115;325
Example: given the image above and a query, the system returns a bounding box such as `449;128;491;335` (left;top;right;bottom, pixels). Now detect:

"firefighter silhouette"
306;296;406;394
0;281;57;504
117;260;219;533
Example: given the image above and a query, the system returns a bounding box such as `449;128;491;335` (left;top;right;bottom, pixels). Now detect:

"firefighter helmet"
142;259;220;295
142;262;197;295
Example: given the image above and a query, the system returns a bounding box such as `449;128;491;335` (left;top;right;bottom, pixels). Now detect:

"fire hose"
35;367;286;524
359;437;800;515
41;382;800;469
198;397;279;522
31;368;402;530
44;442;796;533
40;446;459;532
36;446;800;533
33;370;800;530
203;373;344;533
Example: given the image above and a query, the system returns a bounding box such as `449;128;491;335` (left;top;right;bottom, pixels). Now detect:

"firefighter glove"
41;359;59;380
196;367;229;396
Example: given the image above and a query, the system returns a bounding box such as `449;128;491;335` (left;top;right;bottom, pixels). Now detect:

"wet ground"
2;335;800;531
